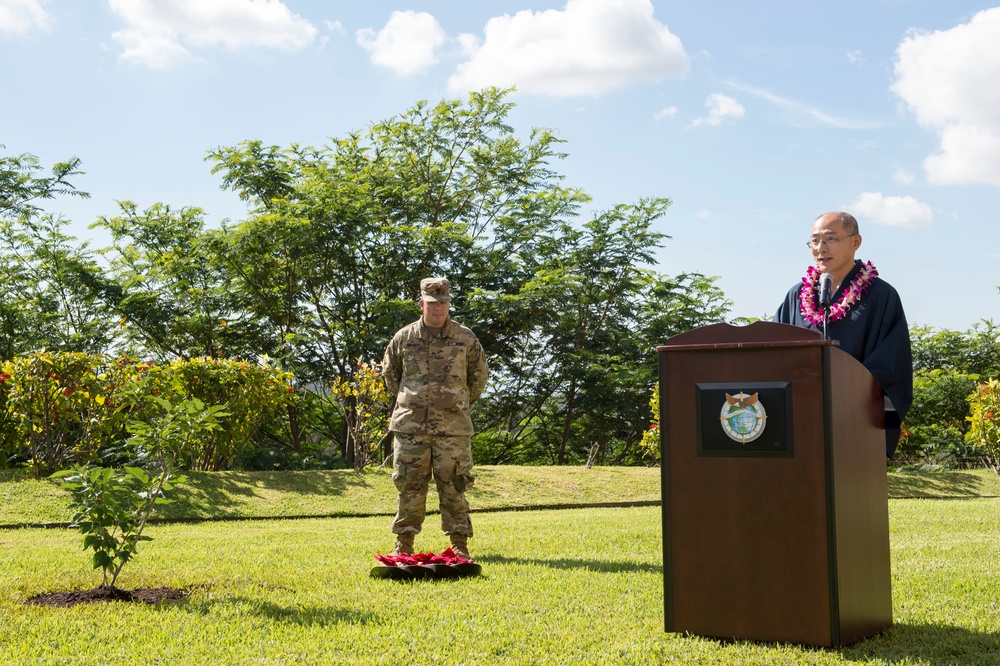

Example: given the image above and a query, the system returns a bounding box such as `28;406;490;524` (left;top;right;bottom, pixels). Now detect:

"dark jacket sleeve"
855;283;913;422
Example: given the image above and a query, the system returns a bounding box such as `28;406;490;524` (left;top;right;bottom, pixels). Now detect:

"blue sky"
2;0;999;331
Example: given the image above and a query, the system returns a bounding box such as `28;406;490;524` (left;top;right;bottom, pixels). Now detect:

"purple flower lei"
798;261;878;327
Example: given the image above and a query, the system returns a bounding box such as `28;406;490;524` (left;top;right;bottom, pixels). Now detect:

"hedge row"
0;352;294;476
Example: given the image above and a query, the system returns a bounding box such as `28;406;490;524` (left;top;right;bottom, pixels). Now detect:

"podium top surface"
656;321;840;352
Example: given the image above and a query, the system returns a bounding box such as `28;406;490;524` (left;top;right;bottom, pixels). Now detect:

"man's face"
420;299;450;327
810;215;861;279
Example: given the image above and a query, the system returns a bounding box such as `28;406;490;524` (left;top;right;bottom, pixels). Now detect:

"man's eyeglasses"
806;234;855;249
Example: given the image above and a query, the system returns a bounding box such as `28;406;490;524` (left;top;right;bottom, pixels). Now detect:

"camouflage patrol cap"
420;277;451;302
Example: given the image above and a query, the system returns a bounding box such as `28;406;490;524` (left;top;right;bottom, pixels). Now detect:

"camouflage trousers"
391;432;474;537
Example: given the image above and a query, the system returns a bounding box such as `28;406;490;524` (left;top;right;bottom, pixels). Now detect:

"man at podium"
774;211;913;458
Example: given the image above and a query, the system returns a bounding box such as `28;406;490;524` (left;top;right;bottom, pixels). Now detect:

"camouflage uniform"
382;280;489;542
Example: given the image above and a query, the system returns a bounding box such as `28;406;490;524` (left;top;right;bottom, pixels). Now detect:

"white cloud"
654;105;678;121
357;11;445;76
448;0;688;97
846;49;864;65
848;192;933;229
728;81;881;129
0;0;51;36
108;0;317;69
691;93;744;128
114;28;197;68
891;167;915;185
455;32;479;58
891;8;1000;186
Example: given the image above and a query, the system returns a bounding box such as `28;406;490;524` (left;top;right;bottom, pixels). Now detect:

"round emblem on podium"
719;392;767;443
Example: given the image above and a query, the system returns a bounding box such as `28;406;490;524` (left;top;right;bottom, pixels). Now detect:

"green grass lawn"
2;467;1000;664
3;466;999;527
0;465;665;527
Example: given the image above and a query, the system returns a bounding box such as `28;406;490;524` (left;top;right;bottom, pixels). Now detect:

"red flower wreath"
374;547;473;567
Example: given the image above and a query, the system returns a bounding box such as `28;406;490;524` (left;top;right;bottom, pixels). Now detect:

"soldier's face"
420;299;450;327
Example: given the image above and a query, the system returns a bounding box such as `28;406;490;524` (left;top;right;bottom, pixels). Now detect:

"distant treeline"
3;88;996;473
1;89;729;471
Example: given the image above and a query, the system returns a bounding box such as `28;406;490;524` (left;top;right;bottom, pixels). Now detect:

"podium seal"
720;392;767;443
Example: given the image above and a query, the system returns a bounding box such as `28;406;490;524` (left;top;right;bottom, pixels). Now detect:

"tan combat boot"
391;534;414;556
449;534;471;560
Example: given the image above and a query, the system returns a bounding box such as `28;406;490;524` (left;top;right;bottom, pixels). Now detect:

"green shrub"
1;351;149;476
0;369;17;467
965;379;1000;474
897;369;980;467
638;382;660;462
0;352;295;474
157;357;294;471
331;360;389;470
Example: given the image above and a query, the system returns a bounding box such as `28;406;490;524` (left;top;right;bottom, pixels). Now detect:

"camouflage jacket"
381;318;489;435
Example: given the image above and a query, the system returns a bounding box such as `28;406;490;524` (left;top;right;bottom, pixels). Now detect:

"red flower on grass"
374;547;472;567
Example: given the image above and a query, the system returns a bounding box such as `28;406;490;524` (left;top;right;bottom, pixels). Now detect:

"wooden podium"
657;321;891;647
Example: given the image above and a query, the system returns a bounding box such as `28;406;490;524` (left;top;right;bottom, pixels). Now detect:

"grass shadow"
477;553;661;575
241;598;378;627
155;592;378;627
687;622;1000;664
233;469;383;495
837;621;1000;665
888;471;986;498
159;469;383;519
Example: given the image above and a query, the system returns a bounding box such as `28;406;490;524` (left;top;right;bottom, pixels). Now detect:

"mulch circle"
25;586;188;608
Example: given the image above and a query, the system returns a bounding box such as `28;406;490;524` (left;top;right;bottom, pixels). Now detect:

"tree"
0;147;88;221
52;388;227;590
911;322;1000;377
471;202;731;465
0;216;111;358
0;148;96;360
207;88;586;464
90;202;254;360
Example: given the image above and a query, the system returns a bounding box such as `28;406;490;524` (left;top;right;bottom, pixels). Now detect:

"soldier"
381;277;489;559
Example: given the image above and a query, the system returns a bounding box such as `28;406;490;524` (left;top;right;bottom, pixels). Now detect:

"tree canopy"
1;89;732;467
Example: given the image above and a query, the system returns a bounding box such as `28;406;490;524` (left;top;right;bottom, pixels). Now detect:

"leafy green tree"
473;202;730;465
90;202;254;360
207;88;586;464
1;149;99;359
208;89;583;378
521;201;670;464
911;322;1000;377
640;272;733;342
0;147;88;221
0;216;110;357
